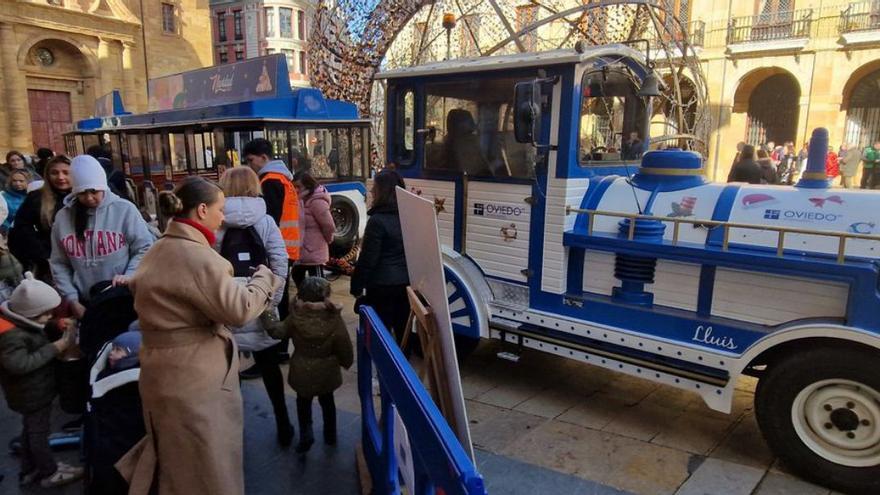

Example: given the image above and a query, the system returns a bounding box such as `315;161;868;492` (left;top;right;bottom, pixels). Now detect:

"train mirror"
514;80;541;144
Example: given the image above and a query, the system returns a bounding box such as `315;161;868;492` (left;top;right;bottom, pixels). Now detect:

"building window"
298;51;307;75
297;10;306;40
282;49;295;72
219;51;228;64
162;3;176;34
265;8;274;37
235;49;244;61
280;8;293;38
217;12;227;42
233;10;243;40
266;48;275;55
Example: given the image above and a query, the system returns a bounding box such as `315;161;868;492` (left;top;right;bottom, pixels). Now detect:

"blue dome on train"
632;149;707;190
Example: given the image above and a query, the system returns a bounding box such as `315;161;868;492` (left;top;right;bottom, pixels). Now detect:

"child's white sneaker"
39;462;83;488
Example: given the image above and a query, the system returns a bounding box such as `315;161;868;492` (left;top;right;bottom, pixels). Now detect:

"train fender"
441;247;492;340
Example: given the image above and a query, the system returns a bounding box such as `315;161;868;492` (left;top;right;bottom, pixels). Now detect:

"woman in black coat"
9;156;71;282
350;169;410;343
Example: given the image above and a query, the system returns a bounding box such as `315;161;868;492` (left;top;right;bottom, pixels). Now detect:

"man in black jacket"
727;144;764;184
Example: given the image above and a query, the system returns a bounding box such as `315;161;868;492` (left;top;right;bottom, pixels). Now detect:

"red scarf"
174;218;216;246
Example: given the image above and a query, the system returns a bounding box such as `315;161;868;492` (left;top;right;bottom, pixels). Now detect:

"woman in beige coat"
116;177;282;495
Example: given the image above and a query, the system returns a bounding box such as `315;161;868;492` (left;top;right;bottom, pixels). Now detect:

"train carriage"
65;54;369;257
378;44;880;494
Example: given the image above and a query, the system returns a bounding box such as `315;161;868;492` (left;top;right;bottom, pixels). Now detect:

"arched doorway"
745;72;800;145
843;66;880;149
21;38;95;153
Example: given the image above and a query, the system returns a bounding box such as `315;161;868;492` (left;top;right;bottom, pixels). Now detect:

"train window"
392;89;415;165
169;133;188;173
424;77;536;178
127;133;145;176
64;135;75;156
335;128;352;177
352;127;364;179
81;134;100;154
579;67;646;166
187;132;211;171
107;134;125;174
145;134;165;178
267;129;289;162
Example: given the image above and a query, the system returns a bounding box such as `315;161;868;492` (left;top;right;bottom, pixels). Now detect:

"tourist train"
378;43;880;494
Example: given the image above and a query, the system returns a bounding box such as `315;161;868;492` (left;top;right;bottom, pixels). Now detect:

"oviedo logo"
764;209;843;222
473;202;524;219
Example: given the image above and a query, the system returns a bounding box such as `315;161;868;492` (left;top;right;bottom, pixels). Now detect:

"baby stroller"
83;334;145;494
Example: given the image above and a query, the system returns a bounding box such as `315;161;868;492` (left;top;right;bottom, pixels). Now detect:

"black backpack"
219;226;268;277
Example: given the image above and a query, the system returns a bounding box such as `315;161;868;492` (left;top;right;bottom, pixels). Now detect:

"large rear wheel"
444;266;482;360
329;195;359;259
755;346;880;494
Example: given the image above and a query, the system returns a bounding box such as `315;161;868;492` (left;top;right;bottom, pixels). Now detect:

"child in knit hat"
0;272;84;488
265;276;353;453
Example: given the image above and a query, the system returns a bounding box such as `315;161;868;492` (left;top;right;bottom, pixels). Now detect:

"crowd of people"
728;139;880;188
0;138;412;494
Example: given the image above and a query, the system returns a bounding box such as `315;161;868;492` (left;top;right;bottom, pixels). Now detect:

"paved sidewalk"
0;277;848;494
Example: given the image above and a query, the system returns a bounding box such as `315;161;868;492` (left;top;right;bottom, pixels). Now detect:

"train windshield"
423;77;537;179
579;66;646;166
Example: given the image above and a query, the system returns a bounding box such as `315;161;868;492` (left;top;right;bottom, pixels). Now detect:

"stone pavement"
0;277;849;494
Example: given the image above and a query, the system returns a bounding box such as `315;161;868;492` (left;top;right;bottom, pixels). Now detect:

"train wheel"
755;346;880;495
444;266;481;359
329;195;359;259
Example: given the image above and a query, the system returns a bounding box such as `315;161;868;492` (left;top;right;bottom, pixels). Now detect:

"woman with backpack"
291;170;335;287
216;167;293;447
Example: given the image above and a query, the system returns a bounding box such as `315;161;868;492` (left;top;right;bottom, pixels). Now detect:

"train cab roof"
71;54;368;134
375;43;648;80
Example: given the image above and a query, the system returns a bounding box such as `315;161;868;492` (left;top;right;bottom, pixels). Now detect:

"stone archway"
733;68;800;145
842;62;880;149
18;37;97;153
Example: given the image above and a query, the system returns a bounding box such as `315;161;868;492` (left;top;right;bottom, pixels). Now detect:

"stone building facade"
0;0;212;156
696;0;880;180
210;0;312;87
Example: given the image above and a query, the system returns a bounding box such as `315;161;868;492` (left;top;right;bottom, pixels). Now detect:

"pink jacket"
299;185;335;265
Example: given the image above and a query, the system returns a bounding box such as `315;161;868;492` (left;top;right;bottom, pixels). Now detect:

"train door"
422;76;538;285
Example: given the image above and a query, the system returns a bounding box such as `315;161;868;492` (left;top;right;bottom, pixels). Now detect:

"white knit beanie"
2;272;61;319
70;154;109;195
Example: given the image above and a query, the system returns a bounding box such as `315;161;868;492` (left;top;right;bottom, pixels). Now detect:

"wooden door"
28;89;72;154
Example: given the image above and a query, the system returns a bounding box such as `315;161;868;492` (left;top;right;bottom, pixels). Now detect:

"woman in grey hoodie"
49;155;154;319
215;167;293;446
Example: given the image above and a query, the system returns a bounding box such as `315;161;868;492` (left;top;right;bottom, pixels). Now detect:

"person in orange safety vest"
243;138;301;325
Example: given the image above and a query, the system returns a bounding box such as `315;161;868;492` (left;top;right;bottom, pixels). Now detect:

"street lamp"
442;12;456;60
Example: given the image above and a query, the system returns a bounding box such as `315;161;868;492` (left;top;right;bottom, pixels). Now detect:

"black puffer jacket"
9;188;65;274
350;204;409;295
0;319;58;414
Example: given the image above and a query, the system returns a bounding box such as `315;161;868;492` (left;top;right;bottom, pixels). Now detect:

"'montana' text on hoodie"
49;191;154;302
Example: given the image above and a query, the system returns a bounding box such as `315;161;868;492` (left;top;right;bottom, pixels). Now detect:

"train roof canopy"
73;54;365;133
376;44;648;80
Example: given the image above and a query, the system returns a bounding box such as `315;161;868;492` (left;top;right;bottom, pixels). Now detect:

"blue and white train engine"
379;44;880;494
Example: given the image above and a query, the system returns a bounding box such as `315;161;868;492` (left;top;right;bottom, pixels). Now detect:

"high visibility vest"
260;172;301;260
0;318;14;336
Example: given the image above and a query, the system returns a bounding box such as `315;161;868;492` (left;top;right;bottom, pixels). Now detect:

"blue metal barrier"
358;306;487;495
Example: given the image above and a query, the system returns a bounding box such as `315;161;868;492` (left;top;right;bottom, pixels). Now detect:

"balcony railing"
727;9;813;44
648;20;706;51
840;1;880;33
